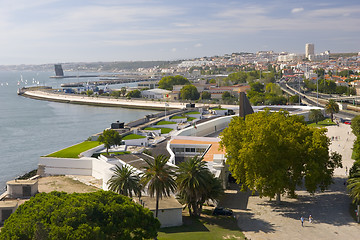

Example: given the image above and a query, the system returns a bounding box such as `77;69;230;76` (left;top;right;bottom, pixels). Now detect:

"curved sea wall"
22;90;186;111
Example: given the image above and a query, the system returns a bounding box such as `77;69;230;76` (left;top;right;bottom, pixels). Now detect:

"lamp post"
317;77;319;106
299;77;301;105
165;103;169;120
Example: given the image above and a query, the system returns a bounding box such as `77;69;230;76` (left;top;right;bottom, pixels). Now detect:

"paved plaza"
226;123;359;240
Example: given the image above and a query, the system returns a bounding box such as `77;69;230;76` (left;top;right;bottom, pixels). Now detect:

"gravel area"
38;175;100;193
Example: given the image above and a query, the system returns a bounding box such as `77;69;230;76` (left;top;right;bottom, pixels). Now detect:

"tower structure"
54;64;64;77
305;43;314;58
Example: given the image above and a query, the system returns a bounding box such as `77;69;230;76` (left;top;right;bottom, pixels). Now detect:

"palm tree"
107;165;142;198
141;154;177;218
177;156;223;217
325;99;339;122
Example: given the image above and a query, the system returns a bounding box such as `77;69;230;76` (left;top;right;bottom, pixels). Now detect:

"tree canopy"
126;89;141;98
220;110;342;203
180;85;200;100
308;109;325;124
0;191;160;240
98;129;122;154
158;75;190;90
351;115;360;137
201;91;211;100
347;163;360;204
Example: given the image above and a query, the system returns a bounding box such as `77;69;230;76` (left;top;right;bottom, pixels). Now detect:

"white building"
141;89;171;99
306;43;315;58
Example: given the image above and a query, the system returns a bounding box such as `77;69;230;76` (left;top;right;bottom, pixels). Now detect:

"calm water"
0;71;157;190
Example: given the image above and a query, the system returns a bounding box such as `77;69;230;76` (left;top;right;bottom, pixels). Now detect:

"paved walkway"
224;123;359;240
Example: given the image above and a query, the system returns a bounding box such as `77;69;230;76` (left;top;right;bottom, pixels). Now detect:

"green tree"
222;91;232;100
201;91;211;100
126;89;141;98
86;90;93;96
220;110;342;204
347;163;360;204
308;109;325;124
107;165;142;198
325;99;339;122
265;83;282;95
141;155;177;218
176;157;223;217
110;90;121;98
351;115;360;137
120;87;127;96
289;95;299;104
98;129;122;154
180;85;200;100
250;82;264;92
0;191;160;240
158;75;190;90
315;68;325;78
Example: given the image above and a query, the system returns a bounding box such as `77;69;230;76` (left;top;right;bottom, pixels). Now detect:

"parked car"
212;207;233;216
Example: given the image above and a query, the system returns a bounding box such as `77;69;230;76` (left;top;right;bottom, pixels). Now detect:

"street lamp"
317;77;319;106
165;103;169;120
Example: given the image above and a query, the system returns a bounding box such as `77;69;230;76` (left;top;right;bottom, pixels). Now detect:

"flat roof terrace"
114;153;155;170
169;137;224;162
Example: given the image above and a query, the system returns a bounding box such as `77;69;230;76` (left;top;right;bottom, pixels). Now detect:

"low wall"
80;144;104;157
177;115;233;137
153;208;183;228
39;157;93;176
127;118;148;128
155;123;178;129
92;156;118;190
123;137;148;146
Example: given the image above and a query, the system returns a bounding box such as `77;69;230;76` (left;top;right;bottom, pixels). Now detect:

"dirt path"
223;123;360;240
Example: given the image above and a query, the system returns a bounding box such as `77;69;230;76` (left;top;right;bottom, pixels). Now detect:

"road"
279;82;358;119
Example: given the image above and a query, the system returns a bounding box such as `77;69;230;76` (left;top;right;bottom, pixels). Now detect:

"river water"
0;71;157;190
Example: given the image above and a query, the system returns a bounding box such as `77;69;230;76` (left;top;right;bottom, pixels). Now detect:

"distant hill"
329;52;358;59
0;60;182;72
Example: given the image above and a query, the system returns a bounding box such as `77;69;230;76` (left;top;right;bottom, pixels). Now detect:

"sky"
0;0;359;65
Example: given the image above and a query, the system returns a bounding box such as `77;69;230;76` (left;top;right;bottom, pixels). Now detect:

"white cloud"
194;43;203;48
291;7;304;14
103;38;191;46
171;48;177;52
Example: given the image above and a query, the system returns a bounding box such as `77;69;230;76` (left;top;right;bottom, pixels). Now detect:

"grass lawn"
185;111;200;115
171;116;186;119
144;127;160;131
122;134;146;140
45;141;101;158
308;118;337;128
158;209;245;240
187;117;196;121
157;121;177;125
160;128;173;134
144;127;173;134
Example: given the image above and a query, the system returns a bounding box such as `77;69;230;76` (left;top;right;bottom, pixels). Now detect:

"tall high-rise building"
305;43;314;58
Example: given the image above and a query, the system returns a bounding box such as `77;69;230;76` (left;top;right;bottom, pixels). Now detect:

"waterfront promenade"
21;89;241;111
23;90;187;110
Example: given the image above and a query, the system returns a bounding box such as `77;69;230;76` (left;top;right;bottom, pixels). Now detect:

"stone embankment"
22;89;186;111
